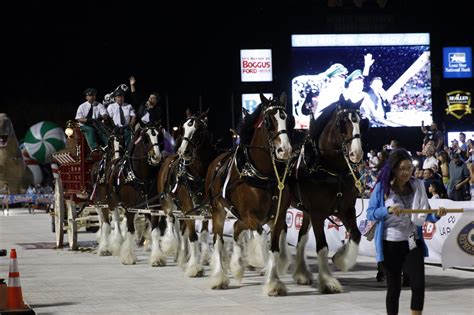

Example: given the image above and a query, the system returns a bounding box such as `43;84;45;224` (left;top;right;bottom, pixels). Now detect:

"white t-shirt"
384;191;417;241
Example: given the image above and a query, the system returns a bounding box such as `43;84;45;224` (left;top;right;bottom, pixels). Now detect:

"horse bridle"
128;126;161;166
335;107;365;197
179;117;208;161
315;106;364;194
260;102;291;163
336;108;361;159
262;101;291;225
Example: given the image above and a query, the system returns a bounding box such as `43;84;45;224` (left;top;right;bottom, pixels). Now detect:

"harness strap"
222;152;235;199
270;153;289;227
295;147;308;210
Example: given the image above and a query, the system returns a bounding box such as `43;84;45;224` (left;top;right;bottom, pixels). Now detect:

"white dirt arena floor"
1;208;473;315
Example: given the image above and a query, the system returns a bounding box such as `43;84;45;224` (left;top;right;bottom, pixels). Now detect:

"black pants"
382;240;425;314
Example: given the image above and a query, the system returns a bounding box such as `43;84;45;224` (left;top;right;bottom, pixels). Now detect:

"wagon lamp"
65;120;75;138
65;127;74;138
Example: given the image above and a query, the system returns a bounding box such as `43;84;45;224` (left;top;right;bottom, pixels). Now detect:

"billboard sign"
240;49;273;82
443;47;472;78
445;90;472;119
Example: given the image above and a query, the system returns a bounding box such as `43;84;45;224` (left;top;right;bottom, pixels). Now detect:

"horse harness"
111;128;161;202
293;104;364;222
164;156;206;213
210;101;291;223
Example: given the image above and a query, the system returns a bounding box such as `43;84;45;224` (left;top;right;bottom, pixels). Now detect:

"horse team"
87;93;364;296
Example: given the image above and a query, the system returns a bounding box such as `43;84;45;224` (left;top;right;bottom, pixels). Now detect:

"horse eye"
279;111;286;120
187;120;193;127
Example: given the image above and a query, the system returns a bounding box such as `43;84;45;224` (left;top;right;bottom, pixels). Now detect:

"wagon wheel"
53;178;65;248
66;200;78;251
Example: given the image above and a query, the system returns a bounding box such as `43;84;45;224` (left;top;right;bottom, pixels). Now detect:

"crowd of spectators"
390;65;432;112
358;126;473;201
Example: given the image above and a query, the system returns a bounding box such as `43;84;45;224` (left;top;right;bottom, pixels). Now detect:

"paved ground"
1;208;473;315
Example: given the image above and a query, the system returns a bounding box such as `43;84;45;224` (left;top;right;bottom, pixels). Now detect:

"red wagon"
51;120;102;250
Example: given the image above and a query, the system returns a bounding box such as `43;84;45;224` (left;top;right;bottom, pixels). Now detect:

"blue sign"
443;47;472;78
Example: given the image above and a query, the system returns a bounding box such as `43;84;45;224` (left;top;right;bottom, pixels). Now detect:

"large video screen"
291;33;432;129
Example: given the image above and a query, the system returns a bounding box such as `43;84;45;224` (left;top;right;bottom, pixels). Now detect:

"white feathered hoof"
150;228;166;267
200;249;211;266
230;255;244;283
246;233;268;269
185;264;204;278
332;240;358;272
318;274;343;294
161;229;179;256
210;274;230;290
150;249;167;267
293;269;314;285
97;223;111;256
200;230;211;266
151;257;166;267
264;280;288;297
120;232;137;265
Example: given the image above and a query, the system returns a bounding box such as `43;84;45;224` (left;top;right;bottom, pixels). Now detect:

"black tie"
119;105;126;126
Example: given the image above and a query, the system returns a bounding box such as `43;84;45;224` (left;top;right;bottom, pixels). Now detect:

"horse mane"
237;103;263;145
309;104;338;139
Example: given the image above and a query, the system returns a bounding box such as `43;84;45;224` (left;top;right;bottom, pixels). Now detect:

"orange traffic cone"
6;249;26;310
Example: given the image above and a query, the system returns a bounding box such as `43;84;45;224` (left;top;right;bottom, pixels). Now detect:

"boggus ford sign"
240;49;273;82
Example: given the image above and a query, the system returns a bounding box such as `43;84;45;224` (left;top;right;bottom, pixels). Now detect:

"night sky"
2;0;473;151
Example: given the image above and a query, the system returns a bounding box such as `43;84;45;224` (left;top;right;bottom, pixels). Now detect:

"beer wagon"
51;120;102;250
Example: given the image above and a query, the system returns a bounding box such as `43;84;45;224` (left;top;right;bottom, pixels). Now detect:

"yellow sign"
445;90;472;119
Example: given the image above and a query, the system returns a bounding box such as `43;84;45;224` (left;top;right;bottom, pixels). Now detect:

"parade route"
1;209;473;315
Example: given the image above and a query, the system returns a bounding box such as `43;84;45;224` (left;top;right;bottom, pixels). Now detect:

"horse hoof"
296;277;313;285
265;281;287;297
187;268;205;278
195;269;205;277
151;260;166;267
319;280;343;294
268;288;287;297
296;279;313;285
212;283;229;290
122;259;137;265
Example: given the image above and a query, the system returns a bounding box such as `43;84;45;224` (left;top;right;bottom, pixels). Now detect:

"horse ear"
260;93;268;104
279;92;287;105
199;108;209;119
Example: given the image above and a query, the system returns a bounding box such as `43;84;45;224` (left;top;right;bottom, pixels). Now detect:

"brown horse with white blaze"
156;110;214;275
90;132;124;256
205;93;294;296
289;97;364;293
104;125;162;264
